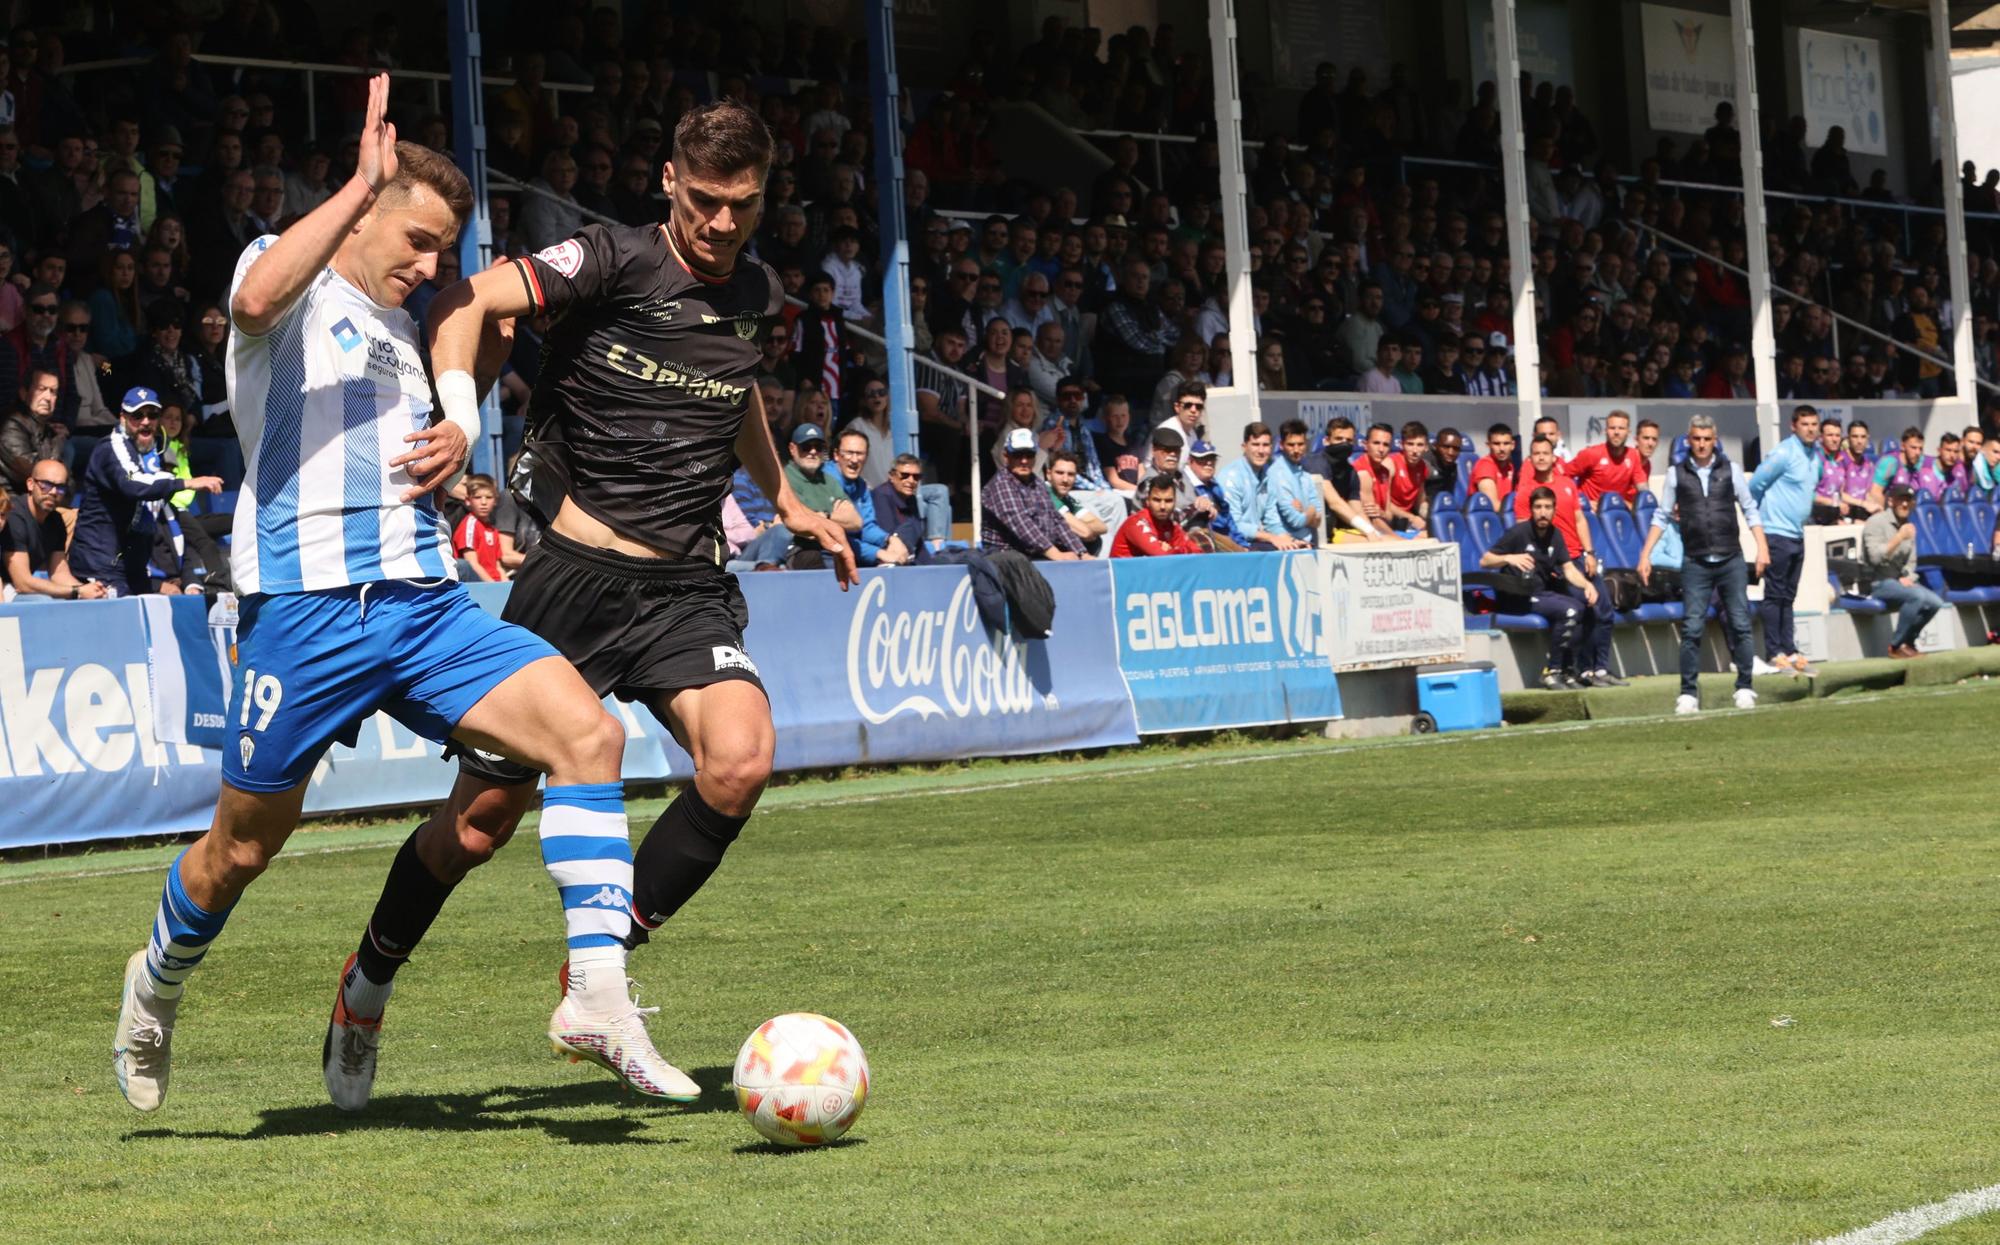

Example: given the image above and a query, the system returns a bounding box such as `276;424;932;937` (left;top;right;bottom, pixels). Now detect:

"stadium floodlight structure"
1491;0;1543;428
1200;0;1263;458
447;0;502;479
867;0;920;458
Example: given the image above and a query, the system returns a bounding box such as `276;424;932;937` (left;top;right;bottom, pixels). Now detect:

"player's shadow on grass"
124;1076;733;1146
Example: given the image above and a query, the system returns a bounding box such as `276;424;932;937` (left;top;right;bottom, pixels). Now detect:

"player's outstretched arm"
736;384;858;589
233;73;396;337
402;263;537;500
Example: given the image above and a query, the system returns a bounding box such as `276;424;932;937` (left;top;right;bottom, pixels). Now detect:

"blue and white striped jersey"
225;235;454;594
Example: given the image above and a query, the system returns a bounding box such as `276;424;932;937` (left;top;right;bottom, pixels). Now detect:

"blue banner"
1109;551;1343;733
1;562;1141;849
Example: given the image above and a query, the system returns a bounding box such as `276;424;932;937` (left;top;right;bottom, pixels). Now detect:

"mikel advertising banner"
1109;551;1342;734
1319;542;1466;671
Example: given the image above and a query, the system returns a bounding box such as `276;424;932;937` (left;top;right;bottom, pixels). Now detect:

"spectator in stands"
1149;337;1208;425
1336;281;1386;382
1698;342;1754;400
1863;484;1941;659
1217;422;1302;552
87;249;143;363
521;149;583;251
791;271;852;418
68;387;220;595
1045;451;1108;556
1;367;66;493
1;459;98;598
834;427;917;566
1111;473;1200;557
915;322;971;494
1640;413;1765;714
1567;410;1649;507
1352;421;1413;533
1093;392;1145;494
1359;332;1403;395
871;452;952;555
452;473;506;583
983;426;1086;560
1748;404;1824;676
844;376;895;487
1097;258;1177;415
1482;485;1601;691
1470;332;1514;395
739;423;857;571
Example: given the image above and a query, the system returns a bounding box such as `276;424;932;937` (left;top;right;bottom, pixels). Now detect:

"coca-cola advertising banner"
751;561;1140;769
1109;551;1343;734
1318;542;1466;670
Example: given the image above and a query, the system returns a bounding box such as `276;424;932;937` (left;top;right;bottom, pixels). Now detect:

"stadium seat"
1432;510;1482;575
1635;491;1659;525
1913;501;1956;559
1597;504;1648;570
1944;500;1985;555
193;489;238;517
1597;493;1631;514
1465;509;1508;553
1432;489;1459;511
189;437;247;491
1467;492;1495;514
1970;499;1996;546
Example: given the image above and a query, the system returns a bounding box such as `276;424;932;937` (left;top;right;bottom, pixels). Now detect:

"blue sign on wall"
1109;551;1343;733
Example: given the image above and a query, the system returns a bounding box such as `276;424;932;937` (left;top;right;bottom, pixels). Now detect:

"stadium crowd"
3;3;2000;598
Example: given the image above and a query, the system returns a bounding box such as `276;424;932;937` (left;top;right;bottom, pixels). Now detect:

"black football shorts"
456;527;763;786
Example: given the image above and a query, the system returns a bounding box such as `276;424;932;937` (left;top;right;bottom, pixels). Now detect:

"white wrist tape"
435;370;482;486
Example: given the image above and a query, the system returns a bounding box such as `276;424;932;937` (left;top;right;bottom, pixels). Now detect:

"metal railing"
62;51;593;142
490;169;994;542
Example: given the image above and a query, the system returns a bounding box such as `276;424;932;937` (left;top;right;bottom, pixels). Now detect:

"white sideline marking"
1810;1183;2000;1244
4;680;1990;888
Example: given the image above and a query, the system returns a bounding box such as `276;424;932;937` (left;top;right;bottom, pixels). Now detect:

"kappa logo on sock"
711;645;759;675
578;886;627;909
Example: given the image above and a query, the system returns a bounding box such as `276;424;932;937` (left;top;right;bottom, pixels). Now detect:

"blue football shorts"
221;579;560;792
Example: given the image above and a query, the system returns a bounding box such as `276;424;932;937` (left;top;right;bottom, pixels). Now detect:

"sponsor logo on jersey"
638;298;681;323
603;342;749;404
535;239;585;278
330;318;364;353
712;645;759;675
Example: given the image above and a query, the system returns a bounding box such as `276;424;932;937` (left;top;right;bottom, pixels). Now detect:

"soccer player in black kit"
320;101;857;1107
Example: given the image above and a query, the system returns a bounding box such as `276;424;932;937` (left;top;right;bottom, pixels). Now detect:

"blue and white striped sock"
144;851;232;1000
539;782;632;1010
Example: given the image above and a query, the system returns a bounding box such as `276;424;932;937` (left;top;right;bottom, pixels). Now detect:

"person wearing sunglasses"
67;386;221;597
1;459;102;597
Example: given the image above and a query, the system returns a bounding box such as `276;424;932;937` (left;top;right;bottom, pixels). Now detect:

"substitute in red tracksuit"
1112;476;1201;556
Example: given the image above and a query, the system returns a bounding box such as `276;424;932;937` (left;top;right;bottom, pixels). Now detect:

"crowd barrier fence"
1;548;1465;851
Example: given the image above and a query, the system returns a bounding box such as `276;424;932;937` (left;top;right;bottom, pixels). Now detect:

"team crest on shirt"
239;734;255;769
330;318;363;352
535;239;585;278
701;311;764;340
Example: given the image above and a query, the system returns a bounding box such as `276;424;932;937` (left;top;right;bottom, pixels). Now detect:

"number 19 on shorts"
238;668;284;732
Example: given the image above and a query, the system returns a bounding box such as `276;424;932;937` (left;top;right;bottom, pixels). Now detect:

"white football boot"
113;949;177;1113
322;953;386;1112
549;966;700;1101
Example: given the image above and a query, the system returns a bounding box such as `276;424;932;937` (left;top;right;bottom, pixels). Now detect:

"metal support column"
447;0;501;476
1933;0;1979;422
1729;0;1779;452
866;0;919;455
1206;0;1261;462
1491;0;1541;431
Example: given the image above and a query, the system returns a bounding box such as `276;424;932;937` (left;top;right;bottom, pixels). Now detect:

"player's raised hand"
392;419;468;500
358;72;398;194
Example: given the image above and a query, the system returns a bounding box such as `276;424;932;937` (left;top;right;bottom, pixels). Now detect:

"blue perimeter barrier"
0;555;1345;851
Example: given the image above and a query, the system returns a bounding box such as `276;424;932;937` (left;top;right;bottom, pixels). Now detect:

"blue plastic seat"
1597;493;1631;514
1467;491;1495;514
1635;490;1659;524
1432;510;1482;575
1493;613;1550;632
1913;500;1956;558
1432;488;1460;511
1944;500;1987;556
1598;505;1647;569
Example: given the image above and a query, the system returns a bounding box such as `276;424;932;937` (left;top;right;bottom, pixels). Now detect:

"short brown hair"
465;472;497;495
379;141;473;223
673;101;773;178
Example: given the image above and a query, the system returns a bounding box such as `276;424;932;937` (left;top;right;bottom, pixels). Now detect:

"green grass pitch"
6;681;2000;1243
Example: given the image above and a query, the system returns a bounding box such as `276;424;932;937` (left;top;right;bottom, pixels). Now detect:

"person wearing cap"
1467;331;1513;397
733;423;861;570
67;386;221;594
1180;437;1246;550
982;425;1087;560
1747;404;1825;675
1861;484;1940;658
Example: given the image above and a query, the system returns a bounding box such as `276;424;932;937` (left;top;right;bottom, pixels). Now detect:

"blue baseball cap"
1187;438;1218;459
1003;427;1037;454
790;423;826;446
121;386;161;413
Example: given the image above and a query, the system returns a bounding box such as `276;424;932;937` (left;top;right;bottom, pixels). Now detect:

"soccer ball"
732;1012;870;1147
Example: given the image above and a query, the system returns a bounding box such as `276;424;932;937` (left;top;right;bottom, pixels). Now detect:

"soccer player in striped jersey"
113;75;685;1113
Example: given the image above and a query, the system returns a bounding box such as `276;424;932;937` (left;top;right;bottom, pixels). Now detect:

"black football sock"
623;783;749;950
353;827;458;985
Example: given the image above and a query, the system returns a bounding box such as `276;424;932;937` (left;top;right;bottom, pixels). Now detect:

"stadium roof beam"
1491;0;1542;428
1730;0;1780;452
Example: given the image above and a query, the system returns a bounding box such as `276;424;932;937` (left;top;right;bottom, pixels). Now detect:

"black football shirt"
518;222;784;557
